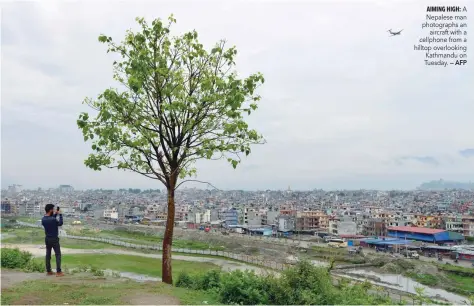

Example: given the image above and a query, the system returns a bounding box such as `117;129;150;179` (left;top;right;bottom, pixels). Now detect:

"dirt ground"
1;270;186;305
1;270;47;289
121;293;180;305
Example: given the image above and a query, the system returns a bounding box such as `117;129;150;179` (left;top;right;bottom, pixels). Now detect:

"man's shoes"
47;272;55;276
56;272;65;277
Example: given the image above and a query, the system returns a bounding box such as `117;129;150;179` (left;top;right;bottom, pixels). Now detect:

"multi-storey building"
362;218;386;237
329;216;357;236
444;215;464;233
1;198;13;214
295;211;328;231
462;216;474;237
278;215;295;232
224;208;238;226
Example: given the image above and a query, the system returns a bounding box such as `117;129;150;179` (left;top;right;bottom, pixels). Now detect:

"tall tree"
77;15;265;284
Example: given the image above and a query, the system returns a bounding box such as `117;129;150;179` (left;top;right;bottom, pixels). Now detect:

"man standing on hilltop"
41;204;64;276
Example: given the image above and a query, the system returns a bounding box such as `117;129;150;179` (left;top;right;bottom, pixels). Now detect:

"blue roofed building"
387;226;464;244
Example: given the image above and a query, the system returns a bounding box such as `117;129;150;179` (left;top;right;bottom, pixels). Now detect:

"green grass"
34;254;219;280
0;275;219;305
404;272;438;286
446;273;474;294
436;263;474;276
92;229;224;250
1;227;123;250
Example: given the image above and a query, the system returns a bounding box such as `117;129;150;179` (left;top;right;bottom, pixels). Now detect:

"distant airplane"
388;29;403;36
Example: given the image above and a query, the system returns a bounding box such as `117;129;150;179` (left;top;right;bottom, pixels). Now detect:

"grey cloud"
1;0;473;190
398;156;440;166
459;149;474;158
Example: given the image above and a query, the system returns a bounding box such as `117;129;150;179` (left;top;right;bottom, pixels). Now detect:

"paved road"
2;243;273;276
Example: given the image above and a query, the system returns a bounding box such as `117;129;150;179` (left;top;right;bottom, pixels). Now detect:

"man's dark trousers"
45;237;61;273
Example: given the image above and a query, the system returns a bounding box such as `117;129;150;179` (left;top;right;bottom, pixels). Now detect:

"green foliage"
24;260;45;273
437;263;474;277
175;261;393;305
405;272;438;286
175;270;221;291
90;266;105;277
77;15;265;187
1;248;44;272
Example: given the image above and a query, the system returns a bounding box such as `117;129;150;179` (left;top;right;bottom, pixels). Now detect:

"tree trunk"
162;174;177;284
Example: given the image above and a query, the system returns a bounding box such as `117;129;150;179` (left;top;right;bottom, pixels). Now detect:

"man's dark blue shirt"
41;214;63;238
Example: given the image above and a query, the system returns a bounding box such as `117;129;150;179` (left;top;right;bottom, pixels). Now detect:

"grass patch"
446;273;474;293
436;263;474;276
0;276;219;305
33;254;219;280
404;272;438;286
99;229;224;250
2;227;123;250
66;227;224;251
312;245;348;255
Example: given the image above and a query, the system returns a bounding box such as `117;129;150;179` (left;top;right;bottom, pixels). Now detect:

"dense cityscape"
3;180;474;240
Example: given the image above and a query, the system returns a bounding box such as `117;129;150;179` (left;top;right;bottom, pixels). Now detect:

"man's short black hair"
45;204;55;213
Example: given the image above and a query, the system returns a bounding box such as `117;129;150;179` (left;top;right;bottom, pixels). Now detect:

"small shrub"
90;266;104;277
1;248;34;269
175;270;222;291
175;260;393;305
23;260;44;273
176;271;194;288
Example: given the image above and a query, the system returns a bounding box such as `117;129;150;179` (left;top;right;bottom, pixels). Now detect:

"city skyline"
3;179;474;192
2;0;473;191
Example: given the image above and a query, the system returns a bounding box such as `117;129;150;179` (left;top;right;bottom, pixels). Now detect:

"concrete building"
278;215;295;232
363;218;386;237
296;211;328;231
1;199;12;214
244;207;261;226
329;216;357;236
7;185;22;194
462;216;474;237
103;207;118;219
263;210;280;226
58;185;74;193
224;208;239;226
444;216;464;234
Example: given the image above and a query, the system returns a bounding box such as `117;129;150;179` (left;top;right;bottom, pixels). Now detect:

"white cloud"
1;0;473;190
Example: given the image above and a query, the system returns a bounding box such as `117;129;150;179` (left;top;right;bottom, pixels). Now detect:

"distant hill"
418;179;474;190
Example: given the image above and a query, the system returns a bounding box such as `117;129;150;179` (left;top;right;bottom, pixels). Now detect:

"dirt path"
2;243;274;275
1;270;184;305
121;293;180;305
1;270;48;289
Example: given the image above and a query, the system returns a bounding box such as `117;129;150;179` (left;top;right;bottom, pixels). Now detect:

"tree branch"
175;179;220;191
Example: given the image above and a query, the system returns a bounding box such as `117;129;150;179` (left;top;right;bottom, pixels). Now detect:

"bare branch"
175;179;220;191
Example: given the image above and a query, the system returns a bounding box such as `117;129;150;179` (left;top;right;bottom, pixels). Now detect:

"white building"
329;216;357;236
103;207;118;219
278;215;295;232
8;184;22;193
202;210;211;223
58;185;74;193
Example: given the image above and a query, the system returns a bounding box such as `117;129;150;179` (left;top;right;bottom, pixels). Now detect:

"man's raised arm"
57;212;63;226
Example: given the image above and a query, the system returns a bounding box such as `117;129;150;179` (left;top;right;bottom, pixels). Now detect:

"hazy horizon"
1;0;473;191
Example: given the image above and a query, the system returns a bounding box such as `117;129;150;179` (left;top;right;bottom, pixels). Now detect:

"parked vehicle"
328;238;347;248
401;250;419;259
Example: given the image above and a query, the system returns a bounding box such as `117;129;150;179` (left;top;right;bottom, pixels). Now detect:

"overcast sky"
1;0;473;191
